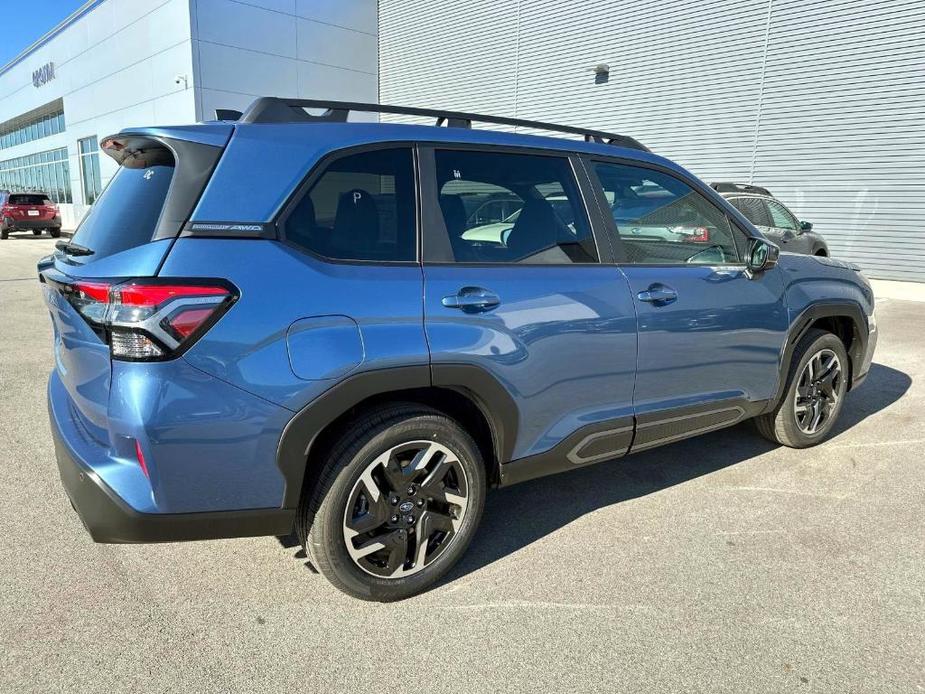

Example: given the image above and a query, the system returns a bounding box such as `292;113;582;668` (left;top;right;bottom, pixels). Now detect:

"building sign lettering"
32;62;55;88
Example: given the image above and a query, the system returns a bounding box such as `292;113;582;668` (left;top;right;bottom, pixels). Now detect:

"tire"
0;229;7;240
32;229;43;236
49;228;61;238
755;328;849;448
296;403;486;601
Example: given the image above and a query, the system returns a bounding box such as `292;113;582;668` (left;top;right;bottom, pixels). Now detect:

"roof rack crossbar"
235;97;648;152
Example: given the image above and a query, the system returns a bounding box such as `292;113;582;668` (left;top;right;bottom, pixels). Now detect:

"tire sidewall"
310;413;486;601
781;332;849;446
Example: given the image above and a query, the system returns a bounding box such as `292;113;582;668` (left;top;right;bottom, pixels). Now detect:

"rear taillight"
670;225;711;242
61;278;237;360
688;227;710;242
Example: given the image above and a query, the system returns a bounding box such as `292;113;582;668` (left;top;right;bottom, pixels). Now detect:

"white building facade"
379;0;925;282
0;0;377;228
4;0;922;282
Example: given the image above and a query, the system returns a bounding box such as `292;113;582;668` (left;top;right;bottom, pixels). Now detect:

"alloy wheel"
794;348;842;435
342;440;469;578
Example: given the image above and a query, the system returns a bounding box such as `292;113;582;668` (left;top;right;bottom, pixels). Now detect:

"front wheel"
32;229;43;236
297;404;486;601
755;329;848;447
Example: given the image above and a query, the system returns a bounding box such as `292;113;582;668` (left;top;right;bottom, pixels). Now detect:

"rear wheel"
297;404;486;601
49;228;61;238
755;329;848;447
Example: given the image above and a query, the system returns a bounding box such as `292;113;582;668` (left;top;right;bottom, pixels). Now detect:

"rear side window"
593;161;743;265
729;196;772;227
283;147;416;262
9;194;49;205
433;149;596;264
70;158;174;260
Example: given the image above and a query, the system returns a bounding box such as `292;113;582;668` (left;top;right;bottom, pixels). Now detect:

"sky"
0;0;87;68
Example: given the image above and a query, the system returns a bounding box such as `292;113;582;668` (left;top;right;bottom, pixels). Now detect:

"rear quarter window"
70;159;174;261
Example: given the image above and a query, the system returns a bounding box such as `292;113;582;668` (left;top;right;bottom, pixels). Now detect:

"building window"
78;136;102;205
0;147;72;203
0;106;65;151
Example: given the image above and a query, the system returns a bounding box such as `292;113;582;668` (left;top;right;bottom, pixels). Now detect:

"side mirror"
800;220;813;232
746;238;780;274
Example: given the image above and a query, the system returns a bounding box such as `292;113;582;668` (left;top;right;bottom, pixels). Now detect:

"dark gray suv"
711;183;829;257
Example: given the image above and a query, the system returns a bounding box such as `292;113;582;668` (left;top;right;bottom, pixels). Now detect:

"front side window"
765;200;799;231
284;147;416;262
594;162;744;265
434;149;597;264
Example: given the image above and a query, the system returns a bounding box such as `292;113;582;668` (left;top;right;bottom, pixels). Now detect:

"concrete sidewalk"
870;278;925;303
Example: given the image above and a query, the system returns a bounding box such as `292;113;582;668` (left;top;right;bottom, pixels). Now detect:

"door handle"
637;284;678;305
442;287;501;312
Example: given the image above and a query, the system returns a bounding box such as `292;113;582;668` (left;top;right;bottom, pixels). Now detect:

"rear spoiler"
99;127;233;240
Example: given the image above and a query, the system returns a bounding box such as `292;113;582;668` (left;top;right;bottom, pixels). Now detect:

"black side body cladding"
275;363;521;508
276;366;431;508
498;397;768;487
764;301;870;414
500;415;635;486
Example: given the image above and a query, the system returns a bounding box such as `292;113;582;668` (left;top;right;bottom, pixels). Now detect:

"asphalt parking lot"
1;236;922;693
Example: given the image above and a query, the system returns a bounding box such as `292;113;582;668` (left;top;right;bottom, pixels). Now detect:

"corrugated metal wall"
379;0;925;281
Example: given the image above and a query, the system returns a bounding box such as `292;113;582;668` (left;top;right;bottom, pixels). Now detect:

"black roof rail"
711;182;772;197
233;97;649;152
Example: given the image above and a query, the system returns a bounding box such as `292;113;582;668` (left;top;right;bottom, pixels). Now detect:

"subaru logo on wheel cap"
398;501;414;513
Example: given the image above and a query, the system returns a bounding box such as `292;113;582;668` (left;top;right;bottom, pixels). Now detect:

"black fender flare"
765;301;869;413
275;363;518;508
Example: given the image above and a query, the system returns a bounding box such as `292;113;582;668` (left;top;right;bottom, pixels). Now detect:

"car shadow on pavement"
441;362;911;583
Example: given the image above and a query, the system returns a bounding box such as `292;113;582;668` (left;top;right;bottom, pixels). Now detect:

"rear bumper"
48;377;294;544
5;218;60;230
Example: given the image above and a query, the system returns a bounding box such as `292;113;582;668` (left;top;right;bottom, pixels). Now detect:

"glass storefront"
0;148;72;203
0;108;65;151
78;136;102;205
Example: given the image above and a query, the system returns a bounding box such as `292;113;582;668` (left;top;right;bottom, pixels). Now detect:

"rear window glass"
71;160;174;260
9;194;49;205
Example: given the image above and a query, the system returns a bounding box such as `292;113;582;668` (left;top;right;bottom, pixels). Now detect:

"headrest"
333;188;379;254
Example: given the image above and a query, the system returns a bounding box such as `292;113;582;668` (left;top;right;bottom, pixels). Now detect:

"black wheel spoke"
382;457;407;492
411;513;433;568
423;509;456;534
419;455;452;497
383;530;410;575
345;493;389;536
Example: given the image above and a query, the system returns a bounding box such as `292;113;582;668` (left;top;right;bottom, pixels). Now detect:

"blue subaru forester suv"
41;98;877;601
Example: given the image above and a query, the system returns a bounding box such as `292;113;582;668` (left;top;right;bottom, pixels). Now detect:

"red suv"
0;191;62;239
